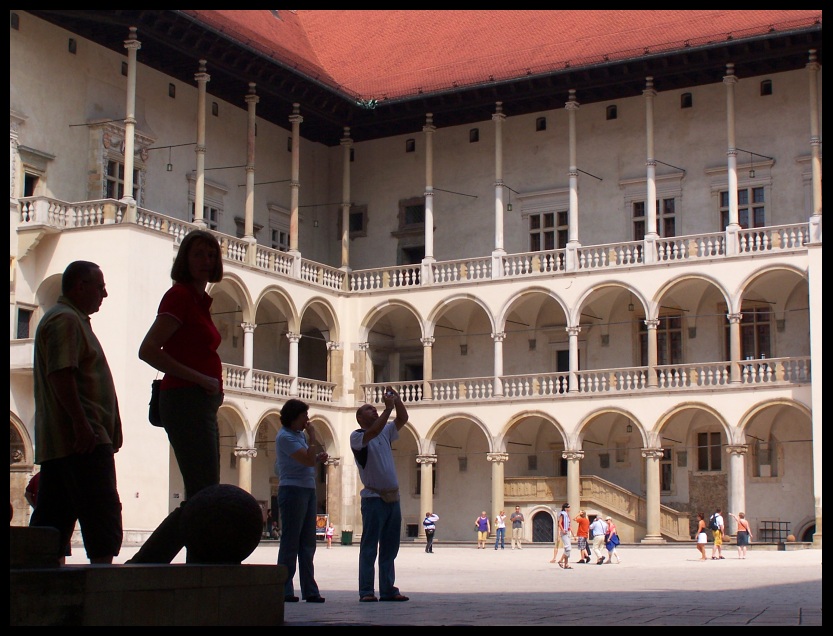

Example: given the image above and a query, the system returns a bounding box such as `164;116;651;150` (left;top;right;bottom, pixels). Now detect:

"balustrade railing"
15;197;811;295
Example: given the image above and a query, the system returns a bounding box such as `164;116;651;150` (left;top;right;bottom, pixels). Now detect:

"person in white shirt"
590;515;609;564
494;510;507;550
423;512;439;553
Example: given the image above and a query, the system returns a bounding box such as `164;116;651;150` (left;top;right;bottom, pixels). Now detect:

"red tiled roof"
185;10;821;102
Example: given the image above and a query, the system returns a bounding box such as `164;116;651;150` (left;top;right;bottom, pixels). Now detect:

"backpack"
709;514;719;531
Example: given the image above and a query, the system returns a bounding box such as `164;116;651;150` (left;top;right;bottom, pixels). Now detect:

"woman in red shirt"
128;230;224;564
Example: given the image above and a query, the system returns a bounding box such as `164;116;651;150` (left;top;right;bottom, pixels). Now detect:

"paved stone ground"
68;542;822;625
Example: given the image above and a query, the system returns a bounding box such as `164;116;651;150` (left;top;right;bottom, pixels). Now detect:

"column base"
640;534;666;544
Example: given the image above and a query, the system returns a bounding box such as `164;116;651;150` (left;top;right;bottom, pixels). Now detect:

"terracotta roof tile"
187;10;822;101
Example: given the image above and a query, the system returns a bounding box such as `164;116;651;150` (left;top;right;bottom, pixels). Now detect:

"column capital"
566;325;581;337
286;332;301;344
727;312;743;324
326;341;341;351
234;447;258;459
487;452;509;463
421;336;435;347
241;322;256;333
359;341;370;351
726;444;748;456
491;332;506;342
643;318;660;330
124;26;141;51
641;447;664;460
324;456;341;467
288;102;303;124
416;454;438;465
642;75;657;97
245;82;259;105
723;63;737;85
562;450;585;461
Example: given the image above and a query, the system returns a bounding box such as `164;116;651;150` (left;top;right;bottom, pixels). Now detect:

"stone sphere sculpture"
180;484;264;564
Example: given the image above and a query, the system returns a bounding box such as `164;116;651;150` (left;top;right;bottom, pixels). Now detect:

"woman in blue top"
275;399;328;603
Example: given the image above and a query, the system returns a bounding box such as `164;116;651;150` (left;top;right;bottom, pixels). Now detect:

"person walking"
275;398;328;603
351;387;410;602
604;516;622;563
574;509;592;564
475;511;490;549
494;510;507;550
556;503;573;569
695;512;708;561
590;514;609;565
730;512;753;559
710;508;726;560
127;230;224;564
510;506;525;550
325;522;335;549
422;512;439;553
30;260;123;565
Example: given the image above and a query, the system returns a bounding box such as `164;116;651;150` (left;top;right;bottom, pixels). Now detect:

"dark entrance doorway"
532;510;554;543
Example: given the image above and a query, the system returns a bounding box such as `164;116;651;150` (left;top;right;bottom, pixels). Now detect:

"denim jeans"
494;527;506;549
359;496;402;598
277;485;320;599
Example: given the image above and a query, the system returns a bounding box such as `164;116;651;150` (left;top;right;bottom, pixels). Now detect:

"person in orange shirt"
573;509;592;564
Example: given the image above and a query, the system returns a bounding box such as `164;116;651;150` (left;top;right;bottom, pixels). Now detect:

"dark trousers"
127;386;222;564
425;529;435;552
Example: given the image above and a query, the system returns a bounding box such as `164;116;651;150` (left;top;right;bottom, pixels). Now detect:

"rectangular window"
529;211;561;251
724;305;771;360
16;307;34;339
105;160;139;203
270;228;289;251
697;432;722;472
660;448;673;491
720;187;766;229
191;203;219;230
639;313;683;366
633;198;677;240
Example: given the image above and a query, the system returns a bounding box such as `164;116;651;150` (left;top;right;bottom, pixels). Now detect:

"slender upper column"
289;103;303;254
241;322;256;388
423;113;436;265
122;27;141;207
287;332;300;396
807;49;822;223
727;312;743;383
244;83;259;242
340;127;353;270
492;331;505;397
566;89;580;246
492;101;506;255
421;337;434;401
567;325;581;392
644;318;660;387
724;64;740;231
193;59;210;228
643;76;658;239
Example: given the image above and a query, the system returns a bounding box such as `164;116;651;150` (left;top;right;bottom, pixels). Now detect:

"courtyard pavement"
68;540;822;626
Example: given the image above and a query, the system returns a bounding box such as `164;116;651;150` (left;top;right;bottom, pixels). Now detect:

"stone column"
421;337;434;401
326;341;342;402
727;312;742;383
121;27;141;216
640;447;665;543
492;331;505;397
340;127;353;272
643;76;658;264
287;332;300;396
324;457;341;530
723;63;740;256
492;101;506;257
644;318;659;387
243;83;259;264
422;113;436;282
564;89;580;271
193;59;210;229
487;452;509;526
726;444;748;534
564;450;584;510
567;326;581;393
241;322;256;389
288;103;303;256
234;447;257;493
417;454;437;540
